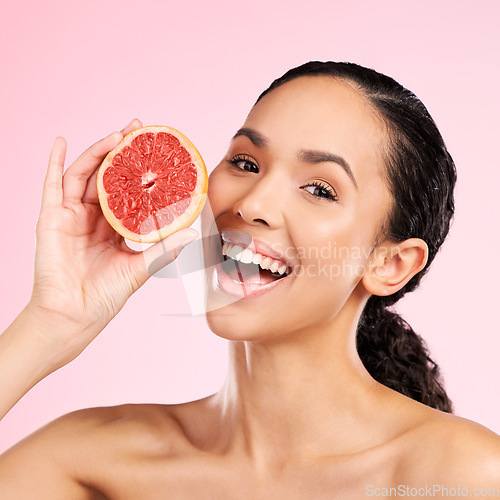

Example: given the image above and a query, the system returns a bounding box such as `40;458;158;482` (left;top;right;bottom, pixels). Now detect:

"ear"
362;238;429;297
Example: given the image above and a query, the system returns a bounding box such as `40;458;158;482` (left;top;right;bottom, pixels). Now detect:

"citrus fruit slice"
97;125;208;243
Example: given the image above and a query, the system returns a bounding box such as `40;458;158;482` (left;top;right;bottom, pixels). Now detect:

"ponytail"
356;296;453;413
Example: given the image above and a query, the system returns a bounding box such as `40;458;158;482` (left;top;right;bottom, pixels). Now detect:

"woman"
0;62;498;498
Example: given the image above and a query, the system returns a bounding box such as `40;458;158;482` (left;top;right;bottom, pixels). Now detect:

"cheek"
207;168;227;215
207;167;240;214
295;210;356;260
294;212;375;286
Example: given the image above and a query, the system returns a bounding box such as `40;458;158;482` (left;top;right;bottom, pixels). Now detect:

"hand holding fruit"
27;119;201;363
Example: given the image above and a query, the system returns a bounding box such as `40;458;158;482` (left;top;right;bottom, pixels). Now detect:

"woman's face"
204;76;393;342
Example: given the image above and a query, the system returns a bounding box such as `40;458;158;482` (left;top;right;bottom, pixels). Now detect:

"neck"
211;299;398;469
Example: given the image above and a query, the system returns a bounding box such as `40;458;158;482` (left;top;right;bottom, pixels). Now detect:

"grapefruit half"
97;125;208;243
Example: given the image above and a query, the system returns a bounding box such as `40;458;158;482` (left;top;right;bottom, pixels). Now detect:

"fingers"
62;131;123;207
120;118;143;137
82;119;143;205
131;229;199;288
40;137;67;211
81;168;100;205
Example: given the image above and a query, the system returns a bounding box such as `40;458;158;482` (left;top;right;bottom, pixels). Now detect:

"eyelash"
227;154;339;202
227;155;259;173
306;181;339;202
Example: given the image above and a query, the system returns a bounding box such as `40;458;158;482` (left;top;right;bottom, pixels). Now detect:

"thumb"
132;228;199;285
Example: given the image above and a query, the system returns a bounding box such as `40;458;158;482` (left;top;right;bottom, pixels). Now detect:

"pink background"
1;0;498;451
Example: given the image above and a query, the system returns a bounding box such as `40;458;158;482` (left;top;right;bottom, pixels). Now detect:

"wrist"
11;304;95;375
0;304;105;420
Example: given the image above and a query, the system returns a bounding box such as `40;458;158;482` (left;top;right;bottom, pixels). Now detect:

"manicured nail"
123;118;136;129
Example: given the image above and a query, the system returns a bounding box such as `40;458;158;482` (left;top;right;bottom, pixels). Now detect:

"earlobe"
362;238;428;297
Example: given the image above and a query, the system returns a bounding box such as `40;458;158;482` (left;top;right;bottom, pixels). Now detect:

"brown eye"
302;181;339;202
227;155;259;173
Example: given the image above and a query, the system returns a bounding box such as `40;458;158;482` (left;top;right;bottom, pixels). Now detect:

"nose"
232;173;286;228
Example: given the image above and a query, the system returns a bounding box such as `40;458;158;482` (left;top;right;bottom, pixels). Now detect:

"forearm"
0;306;90;421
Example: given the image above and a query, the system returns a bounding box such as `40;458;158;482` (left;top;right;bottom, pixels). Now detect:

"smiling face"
204;76;394;342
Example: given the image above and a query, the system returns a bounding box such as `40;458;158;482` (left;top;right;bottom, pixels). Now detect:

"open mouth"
209;230;297;299
220;258;290;284
220;239;292;286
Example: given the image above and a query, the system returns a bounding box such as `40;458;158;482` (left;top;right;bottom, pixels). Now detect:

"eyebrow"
232;127;358;190
232;127;269;148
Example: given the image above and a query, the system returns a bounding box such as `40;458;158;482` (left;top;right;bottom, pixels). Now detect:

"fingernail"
123;118;135;129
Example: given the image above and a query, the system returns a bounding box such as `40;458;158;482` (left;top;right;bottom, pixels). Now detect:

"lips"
215;261;292;298
219;230;296;271
209;229;297;299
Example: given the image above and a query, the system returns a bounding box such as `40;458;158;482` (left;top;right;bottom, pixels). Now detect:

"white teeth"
222;241;289;276
239;248;254;264
227;245;242;259
277;265;287;275
270;261;280;273
252;254;263;265
260;257;273;270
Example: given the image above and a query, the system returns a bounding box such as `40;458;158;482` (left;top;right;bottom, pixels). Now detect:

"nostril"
253;218;268;226
235;205;271;226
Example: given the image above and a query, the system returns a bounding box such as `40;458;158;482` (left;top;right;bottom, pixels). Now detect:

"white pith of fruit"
222;242;290;277
141;171;156;188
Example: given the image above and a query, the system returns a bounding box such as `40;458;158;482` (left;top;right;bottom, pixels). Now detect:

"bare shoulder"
405;409;500;489
68;402;190;452
27;402;187;451
0;402;191;499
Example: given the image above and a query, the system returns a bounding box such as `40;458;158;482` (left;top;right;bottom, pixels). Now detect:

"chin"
206;308;260;341
205;307;281;343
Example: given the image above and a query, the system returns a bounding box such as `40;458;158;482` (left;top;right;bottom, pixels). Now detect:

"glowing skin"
206;76;392;342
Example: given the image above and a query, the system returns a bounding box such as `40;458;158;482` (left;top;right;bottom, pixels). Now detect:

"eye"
227;154;259;173
302;181;339;202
